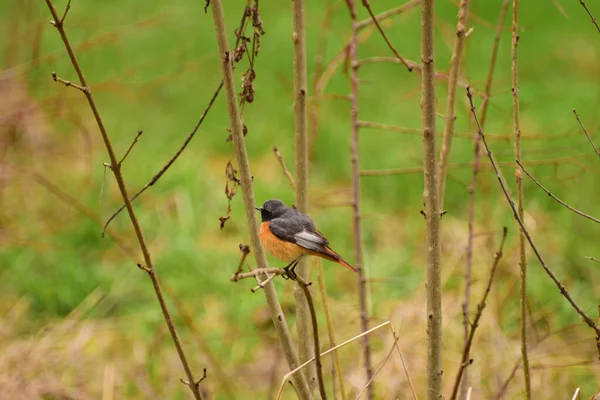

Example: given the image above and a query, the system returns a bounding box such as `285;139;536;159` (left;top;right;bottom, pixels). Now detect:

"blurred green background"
1;0;599;398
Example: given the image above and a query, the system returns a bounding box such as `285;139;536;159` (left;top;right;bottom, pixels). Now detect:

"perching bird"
256;199;356;278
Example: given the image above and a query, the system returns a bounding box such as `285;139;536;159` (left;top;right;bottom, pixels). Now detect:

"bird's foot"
283;266;297;281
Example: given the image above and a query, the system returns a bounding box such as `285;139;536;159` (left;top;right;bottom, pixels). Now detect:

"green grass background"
1;0;599;398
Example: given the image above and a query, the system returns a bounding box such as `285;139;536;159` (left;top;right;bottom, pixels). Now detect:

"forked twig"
449;227;507;400
234;244;251;276
573;109;600;158
466;86;600;359
359;0;412;71
52;71;86;92
356;0;421;30
118;130;143;166
44;1;206;398
102;81;224;235
517;160;600;224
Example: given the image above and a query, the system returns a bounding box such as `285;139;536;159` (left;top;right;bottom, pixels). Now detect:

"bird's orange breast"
259;221;306;262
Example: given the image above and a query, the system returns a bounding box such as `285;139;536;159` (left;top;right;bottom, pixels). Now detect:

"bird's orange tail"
321;247;357;272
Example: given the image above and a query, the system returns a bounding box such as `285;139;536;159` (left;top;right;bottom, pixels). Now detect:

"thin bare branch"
585;256;600;264
577;0;600;34
462;6;510;395
390;324;419;400
273;146;296;190
438;0;471;208
344;0;374;397
449;227;508;400
292;0;313;388
233;244;251;276
479;0;511;128
231;267;286;282
316;260;347;400
493;357;521;400
467;86;600;359
356;0;421;30
573;109;600;158
421;0;442;398
102;81;224;235
44;1;206;398
359;0;412;71
358;118;579;141
359;155;589;176
357;339;396;399
118;130;143;166
511;0;531;395
51;71;87;93
517;160;600;224
60;0;72;24
296;276;327;400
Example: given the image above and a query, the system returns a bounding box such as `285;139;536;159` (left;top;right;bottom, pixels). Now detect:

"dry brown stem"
44;1;205;398
344;0;374;397
421;0;443;398
467;86;600;360
438;0;471;208
462;6;510;395
292;0;313;387
208;1;312;398
316;260;346;400
479;0;511;128
296;276;327;400
511;0;531;395
449;227;507;400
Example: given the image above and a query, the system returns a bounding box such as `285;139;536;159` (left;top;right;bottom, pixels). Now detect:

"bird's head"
256;199;288;222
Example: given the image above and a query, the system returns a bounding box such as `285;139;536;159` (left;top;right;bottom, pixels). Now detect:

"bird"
256;199;357;279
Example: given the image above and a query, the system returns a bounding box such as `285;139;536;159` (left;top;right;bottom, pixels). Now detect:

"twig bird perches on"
256;200;357;279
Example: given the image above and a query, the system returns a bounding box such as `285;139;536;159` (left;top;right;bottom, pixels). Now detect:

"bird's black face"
256;199;287;222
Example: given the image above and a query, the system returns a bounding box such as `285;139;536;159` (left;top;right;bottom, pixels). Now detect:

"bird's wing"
293;229;329;252
269;212;329;253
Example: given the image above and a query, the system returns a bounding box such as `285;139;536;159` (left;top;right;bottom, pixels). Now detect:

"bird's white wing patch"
294;230;327;251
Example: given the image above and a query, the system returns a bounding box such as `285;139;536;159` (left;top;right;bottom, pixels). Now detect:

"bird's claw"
283;266;297;281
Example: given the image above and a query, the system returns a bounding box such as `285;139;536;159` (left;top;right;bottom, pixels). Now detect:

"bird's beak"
255;207;263;212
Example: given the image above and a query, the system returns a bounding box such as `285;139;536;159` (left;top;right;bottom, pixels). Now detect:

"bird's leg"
283;258;301;280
